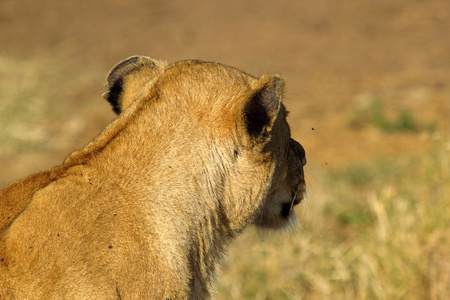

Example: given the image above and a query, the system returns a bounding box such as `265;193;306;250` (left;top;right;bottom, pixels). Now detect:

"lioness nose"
290;138;306;166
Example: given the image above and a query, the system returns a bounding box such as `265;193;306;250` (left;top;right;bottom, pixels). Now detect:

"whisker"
290;188;299;212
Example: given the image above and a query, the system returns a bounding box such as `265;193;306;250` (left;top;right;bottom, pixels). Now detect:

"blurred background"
0;0;449;298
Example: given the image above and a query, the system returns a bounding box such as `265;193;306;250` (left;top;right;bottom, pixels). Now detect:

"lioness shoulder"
0;56;306;299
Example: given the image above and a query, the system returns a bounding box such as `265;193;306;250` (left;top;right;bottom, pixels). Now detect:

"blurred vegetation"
348;98;420;133
0;56;106;157
0;56;57;153
218;138;449;300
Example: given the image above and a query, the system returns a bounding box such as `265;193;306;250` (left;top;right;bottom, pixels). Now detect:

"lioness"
0;56;306;299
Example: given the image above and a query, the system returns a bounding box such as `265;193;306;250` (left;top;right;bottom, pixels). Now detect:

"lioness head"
103;56;306;231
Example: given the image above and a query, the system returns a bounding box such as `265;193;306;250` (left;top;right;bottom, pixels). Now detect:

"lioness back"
0;56;306;299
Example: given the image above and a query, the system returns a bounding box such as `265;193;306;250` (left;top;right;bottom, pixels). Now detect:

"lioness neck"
80;113;236;298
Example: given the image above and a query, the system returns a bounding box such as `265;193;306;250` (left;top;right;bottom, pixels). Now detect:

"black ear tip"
106;56;142;87
103;56;161;115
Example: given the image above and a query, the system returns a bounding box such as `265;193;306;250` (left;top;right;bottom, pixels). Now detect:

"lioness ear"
103;56;167;114
244;75;284;142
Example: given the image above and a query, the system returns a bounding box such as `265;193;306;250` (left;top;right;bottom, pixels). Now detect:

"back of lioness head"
104;56;306;231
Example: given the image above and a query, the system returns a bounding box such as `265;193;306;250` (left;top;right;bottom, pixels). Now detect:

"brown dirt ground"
1;1;449;186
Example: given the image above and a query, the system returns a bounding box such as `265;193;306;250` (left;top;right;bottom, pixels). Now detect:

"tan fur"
0;56;306;299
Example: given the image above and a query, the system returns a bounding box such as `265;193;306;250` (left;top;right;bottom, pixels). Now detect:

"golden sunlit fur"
0;56;306;299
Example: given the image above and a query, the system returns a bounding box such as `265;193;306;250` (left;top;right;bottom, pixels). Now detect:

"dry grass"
217;137;450;300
